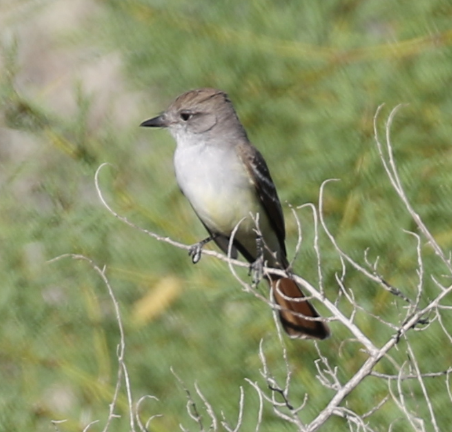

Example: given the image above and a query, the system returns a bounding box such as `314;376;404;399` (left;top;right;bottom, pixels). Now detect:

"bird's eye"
180;111;192;121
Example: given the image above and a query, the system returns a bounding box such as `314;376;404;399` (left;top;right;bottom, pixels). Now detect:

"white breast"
174;142;259;235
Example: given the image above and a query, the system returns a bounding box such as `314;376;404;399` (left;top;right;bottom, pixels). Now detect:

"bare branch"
296;203;326;295
82;420;100;432
373;105;452;273
51;420;68;432
221;387;244;432
171;368;204;431
49;254;136;432
195;383;218;431
136;395;162;432
371;368;452;380
405;340;440;432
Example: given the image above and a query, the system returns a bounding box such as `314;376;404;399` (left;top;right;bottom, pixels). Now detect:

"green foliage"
1;0;452;430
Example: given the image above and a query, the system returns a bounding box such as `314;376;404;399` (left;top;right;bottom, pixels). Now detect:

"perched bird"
141;88;330;339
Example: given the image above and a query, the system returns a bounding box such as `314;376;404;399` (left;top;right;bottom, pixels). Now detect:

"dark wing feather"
237;142;287;260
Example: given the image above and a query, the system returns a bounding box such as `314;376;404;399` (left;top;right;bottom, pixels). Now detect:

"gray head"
140;88;248;143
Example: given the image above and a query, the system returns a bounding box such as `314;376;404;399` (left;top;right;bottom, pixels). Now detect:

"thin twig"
171;368;204;431
371;367;452;380
136;395;162;432
49;254;134;432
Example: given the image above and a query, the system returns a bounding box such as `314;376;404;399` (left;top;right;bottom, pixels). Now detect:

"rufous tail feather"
270;277;330;340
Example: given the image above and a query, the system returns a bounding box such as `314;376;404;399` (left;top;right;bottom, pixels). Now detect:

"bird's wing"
236;142;287;261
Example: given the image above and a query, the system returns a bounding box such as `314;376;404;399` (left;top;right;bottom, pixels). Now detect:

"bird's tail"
269;276;330;340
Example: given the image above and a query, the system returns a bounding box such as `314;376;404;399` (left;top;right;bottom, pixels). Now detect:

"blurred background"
1;1;452;430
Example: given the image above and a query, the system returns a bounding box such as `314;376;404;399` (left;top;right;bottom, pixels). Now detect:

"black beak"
140;114;167;128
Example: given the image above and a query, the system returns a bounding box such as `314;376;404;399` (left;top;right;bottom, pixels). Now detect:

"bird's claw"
249;255;264;286
249;234;265;285
188;244;203;264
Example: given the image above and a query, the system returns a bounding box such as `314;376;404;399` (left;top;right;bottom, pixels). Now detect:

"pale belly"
174;144;281;262
175;146;260;234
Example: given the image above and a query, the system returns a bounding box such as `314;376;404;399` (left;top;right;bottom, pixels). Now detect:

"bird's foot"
188;235;216;264
249;234;264;285
188;244;203;264
249;255;264;286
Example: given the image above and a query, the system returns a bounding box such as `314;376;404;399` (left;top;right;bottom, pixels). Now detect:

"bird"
140;88;330;339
